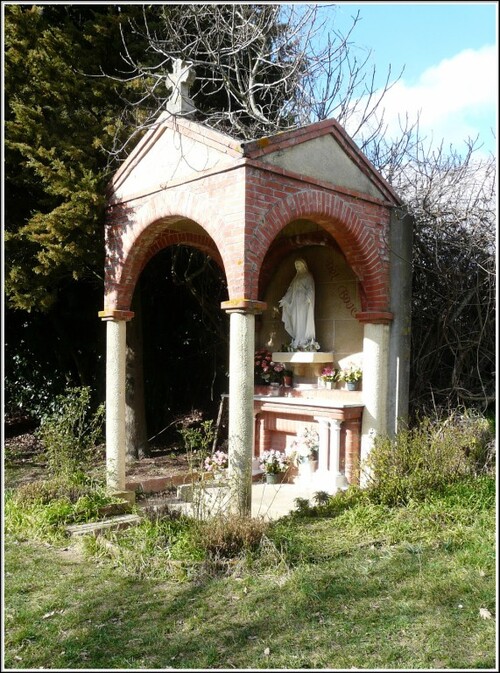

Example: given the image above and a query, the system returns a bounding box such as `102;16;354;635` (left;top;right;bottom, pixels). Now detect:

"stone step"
66;514;142;537
125;473;200;495
138;496;192;516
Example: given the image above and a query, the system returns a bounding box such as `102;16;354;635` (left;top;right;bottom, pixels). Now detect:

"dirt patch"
4;432;193;490
125;452;191;480
4;433;48;489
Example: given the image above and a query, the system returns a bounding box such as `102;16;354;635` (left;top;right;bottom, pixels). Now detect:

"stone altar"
253;390;363;493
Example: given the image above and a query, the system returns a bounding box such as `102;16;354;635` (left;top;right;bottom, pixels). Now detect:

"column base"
109;489;136;505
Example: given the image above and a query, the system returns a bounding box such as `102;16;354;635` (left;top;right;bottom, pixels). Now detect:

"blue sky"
329;1;498;155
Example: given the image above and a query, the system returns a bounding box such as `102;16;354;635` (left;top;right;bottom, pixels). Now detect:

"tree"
4;4;156;311
387;138;496;413
4;2;494;442
106;4;401;146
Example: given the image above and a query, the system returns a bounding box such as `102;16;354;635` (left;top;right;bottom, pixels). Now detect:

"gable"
241;118;401;205
109;115;242;204
259;133;386;201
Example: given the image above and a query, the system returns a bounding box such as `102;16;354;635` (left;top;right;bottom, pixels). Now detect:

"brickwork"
105;166;392;315
103;119;397;321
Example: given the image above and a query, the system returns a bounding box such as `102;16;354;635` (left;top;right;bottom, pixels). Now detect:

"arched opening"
257;219;363;364
133;245;229;449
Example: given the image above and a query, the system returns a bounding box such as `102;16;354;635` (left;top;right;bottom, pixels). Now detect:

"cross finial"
166;59;196;115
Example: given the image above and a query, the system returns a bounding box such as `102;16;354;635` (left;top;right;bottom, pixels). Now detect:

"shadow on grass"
4;530;496;670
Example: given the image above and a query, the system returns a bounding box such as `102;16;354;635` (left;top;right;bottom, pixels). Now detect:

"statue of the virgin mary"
279;258;317;350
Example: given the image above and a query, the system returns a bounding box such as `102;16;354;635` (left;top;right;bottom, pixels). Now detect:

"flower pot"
269;383;280;396
265;473;280;484
346;381;357;391
325;381;333;389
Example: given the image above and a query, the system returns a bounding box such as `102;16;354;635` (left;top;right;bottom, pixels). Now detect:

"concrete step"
66;514;142;537
138;496;193;517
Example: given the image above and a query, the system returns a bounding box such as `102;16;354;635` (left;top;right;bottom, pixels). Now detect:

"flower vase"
346;381;357;391
325;381;333;390
269;383;280;396
265;472;279;484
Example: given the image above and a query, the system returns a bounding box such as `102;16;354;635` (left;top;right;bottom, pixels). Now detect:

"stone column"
258;415;267;456
359;321;391;482
98;309;134;496
329;419;342;486
314;416;330;473
221;299;266;516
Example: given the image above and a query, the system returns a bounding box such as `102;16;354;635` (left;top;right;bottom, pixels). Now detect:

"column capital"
221;298;267;314
99;309;135;322
313;415;330;425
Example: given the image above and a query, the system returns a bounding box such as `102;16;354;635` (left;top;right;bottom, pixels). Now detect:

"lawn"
3;476;496;670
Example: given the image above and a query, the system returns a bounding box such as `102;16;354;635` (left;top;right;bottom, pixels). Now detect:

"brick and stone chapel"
99;88;412;514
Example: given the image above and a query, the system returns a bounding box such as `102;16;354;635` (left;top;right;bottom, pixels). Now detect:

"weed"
178;419;215;471
37;387;104;480
360;409;495;506
5;478;122;544
194;514;270;560
293;497;312;515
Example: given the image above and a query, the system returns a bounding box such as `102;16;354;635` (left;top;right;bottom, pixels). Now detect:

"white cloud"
350;45;498;154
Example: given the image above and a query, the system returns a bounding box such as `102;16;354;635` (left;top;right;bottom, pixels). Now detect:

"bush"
361;409;495;506
5;477;121;544
194;514;269;560
12;476;90;507
178;419;215;472
37;386;104;480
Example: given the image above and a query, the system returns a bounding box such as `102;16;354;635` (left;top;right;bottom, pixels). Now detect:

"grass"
4;476;496;670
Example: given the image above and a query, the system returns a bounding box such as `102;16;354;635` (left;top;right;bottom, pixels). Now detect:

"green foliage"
5;479;119;544
5;346;73;419
178;419;215;471
293;497;313;516
12;476;91;508
37;387;104;479
4;4;148;311
361;410;495;506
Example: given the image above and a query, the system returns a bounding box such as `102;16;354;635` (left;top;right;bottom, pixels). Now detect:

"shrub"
37;386;104;480
178;419;215;471
361;409;495;506
194;514;269;560
12;476;90;507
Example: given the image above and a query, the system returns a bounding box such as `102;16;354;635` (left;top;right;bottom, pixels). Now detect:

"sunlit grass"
4;475;496;670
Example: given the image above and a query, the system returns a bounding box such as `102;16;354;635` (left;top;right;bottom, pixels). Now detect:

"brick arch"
250;189;390;313
105;191;228;311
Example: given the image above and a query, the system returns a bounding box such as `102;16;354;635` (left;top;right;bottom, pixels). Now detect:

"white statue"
279;258;316;349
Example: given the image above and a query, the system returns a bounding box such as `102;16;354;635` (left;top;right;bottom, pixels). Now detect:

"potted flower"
254;349;285;395
320;366;340;389
287;426;319;479
339;363;362;390
259;449;290;484
203;450;228;480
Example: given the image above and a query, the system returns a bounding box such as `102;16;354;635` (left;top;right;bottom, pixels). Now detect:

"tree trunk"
125;280;148;460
